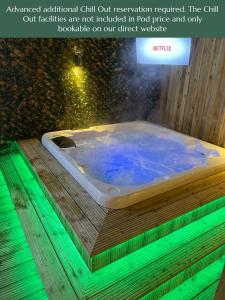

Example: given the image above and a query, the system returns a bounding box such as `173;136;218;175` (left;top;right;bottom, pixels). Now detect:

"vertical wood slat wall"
160;38;225;147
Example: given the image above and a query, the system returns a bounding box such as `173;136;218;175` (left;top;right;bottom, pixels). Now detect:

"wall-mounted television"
136;38;192;65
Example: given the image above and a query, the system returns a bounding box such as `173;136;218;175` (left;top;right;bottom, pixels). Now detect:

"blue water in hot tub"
71;131;219;186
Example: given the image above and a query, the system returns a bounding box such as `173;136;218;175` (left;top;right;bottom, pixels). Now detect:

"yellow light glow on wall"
62;64;90;120
59;61;98;129
71;66;86;90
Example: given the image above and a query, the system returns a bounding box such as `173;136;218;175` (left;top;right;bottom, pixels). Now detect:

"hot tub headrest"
51;136;76;148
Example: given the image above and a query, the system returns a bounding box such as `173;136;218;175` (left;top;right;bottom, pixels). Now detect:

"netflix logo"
153;45;172;51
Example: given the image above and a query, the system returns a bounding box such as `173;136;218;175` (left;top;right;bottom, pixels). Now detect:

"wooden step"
2;150;225;299
0;154;79;300
215;264;225;300
141;250;225;299
0;169;48;300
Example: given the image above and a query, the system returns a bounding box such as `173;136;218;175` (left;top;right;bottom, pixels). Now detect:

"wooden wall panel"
161;38;225;147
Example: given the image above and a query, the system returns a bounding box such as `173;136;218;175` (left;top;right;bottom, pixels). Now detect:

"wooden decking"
1;147;225;299
0;170;47;300
17;138;225;271
215;265;225;299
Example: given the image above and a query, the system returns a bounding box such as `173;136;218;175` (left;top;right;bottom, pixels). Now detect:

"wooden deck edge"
16;141;99;271
2;149;225;299
0;168;49;300
16;139;225;272
215;265;225;299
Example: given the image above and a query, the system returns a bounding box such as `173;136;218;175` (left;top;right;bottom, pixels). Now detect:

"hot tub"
42;121;225;209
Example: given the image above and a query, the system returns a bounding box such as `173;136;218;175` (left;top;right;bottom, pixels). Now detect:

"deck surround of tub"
18;138;225;271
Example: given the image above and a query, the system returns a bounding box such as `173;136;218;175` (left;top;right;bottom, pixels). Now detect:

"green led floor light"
14;142;225;272
141;248;225;300
156;258;224;300
1;147;225;299
0;170;48;300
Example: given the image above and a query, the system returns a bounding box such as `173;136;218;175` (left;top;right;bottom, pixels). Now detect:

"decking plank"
23;289;48;300
105;169;225;230
18;139;100;254
0;168;47;300
18;139;225;258
0;273;47;300
152;258;224;300
0;260;38;289
0;239;27;259
0;226;25;244
33;138;107;218
0;218;20;232
0;154;78;300
93;224;225;299
0;210;18;224
215;265;225;300
194;281;219;300
94;191;225;254
0;247;33;272
1;149;225;299
10;181;225;300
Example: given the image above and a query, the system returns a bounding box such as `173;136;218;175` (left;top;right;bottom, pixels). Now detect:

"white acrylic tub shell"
42;121;225;209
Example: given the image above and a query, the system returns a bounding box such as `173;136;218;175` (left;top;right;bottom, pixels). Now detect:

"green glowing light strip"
194;281;219;300
141;246;225;300
157;257;224;300
91;194;225;271
16;142;225;272
2;150;225;299
0;170;48;300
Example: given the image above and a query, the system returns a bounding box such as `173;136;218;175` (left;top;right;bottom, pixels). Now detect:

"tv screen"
136;38;192;65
